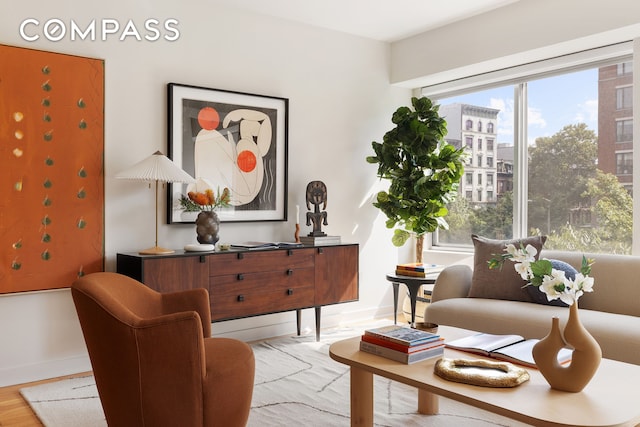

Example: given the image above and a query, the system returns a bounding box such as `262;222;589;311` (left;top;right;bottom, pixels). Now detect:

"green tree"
441;192;513;243
439;196;472;242
477;191;513;239
584;170;633;244
528;123;598;232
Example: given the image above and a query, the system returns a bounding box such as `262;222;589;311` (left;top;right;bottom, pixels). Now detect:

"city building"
598;61;634;193
440;103;500;205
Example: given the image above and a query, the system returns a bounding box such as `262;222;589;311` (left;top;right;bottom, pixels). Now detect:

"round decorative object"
184;244;215;252
434;358;530;388
532;301;602;392
195;211;220;245
415;322;438;334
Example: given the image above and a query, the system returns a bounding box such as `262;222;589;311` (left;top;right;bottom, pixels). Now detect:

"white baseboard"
212;304;396;342
0;355;92;388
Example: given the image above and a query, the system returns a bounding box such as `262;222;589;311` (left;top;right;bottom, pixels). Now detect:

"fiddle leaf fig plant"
366;97;466;261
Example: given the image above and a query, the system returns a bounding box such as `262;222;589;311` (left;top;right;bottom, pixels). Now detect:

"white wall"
391;0;640;88
0;0;410;386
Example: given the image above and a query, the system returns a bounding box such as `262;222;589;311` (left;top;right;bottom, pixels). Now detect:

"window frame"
617;85;633;110
421;41;636;252
616;118;633;142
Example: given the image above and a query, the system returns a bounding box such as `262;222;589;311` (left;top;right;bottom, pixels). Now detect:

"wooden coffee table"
329;325;640;427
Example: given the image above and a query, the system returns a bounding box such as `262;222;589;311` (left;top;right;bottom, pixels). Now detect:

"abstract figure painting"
0;45;104;294
168;83;288;223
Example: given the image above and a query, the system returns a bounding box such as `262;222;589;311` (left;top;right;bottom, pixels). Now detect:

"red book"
362;334;445;354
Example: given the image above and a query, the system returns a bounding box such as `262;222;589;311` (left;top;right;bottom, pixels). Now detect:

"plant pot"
195;211;220;245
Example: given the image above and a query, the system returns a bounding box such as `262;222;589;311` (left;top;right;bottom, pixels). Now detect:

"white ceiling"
214;0;520;42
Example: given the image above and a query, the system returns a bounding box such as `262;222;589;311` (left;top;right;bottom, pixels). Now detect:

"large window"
426;46;634;254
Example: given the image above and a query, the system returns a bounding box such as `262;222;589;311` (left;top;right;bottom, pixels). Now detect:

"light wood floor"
0;372;90;427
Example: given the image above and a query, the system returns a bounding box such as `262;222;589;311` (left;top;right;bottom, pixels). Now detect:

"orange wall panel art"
0;45;104;294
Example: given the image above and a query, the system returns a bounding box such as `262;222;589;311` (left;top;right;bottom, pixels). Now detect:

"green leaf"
531;259;552;277
391;229;410;247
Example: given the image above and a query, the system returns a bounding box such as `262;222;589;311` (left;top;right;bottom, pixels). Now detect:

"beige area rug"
21;322;529;426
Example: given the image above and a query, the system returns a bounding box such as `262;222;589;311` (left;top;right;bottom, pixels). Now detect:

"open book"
230;241;303;250
445;333;573;368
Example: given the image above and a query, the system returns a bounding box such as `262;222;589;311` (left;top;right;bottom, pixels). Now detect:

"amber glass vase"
532;301;602;392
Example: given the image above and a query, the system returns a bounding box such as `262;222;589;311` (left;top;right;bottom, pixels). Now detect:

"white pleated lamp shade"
115;151;195;255
115;151;195;184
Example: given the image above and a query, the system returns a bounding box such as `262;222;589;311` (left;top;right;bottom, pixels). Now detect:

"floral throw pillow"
468;234;547;302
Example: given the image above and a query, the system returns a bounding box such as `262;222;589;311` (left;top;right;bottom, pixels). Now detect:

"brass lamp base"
139;246;175;255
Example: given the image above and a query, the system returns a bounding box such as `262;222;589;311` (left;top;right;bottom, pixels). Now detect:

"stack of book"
360;325;445;364
395;263;444;277
300;235;341;246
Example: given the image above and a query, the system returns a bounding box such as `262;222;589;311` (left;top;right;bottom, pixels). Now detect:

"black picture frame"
167;83;289;223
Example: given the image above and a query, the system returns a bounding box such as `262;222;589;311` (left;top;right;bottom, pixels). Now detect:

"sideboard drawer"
210;268;315;320
209;248;315;276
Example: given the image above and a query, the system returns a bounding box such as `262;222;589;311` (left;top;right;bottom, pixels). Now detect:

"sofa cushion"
525;259;574;307
468;234;547;302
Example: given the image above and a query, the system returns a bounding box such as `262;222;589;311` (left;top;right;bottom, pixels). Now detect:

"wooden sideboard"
116;244;359;340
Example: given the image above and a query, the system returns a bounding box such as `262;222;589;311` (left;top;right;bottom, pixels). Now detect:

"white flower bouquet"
489;244;595;306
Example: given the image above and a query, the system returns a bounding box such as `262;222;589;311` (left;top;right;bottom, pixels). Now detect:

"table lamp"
116;151;195;255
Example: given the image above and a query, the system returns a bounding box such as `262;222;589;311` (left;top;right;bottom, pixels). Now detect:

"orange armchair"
71;272;254;427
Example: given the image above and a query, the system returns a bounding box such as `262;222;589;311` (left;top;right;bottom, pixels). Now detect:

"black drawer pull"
237;274;244;280
237;295;245;302
288;249;294;256
287;289;294;296
318;247;324;254
287;269;293;276
237;253;244;260
199;255;206;263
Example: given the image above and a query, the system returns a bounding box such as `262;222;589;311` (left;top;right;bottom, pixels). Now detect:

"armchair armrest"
133;311;207;426
431;265;473;302
161;288;212;337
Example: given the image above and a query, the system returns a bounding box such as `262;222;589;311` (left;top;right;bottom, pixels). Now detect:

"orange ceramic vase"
532;301;602;392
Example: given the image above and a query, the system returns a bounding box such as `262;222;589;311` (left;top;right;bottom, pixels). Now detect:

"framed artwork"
0;44;104;294
167;83;289;223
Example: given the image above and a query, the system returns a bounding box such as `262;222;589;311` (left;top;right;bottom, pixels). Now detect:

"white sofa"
424;250;640;365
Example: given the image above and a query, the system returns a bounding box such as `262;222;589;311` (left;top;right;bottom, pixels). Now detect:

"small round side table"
385;272;439;327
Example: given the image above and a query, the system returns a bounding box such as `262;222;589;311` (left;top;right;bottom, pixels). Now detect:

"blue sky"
437;68;599;145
